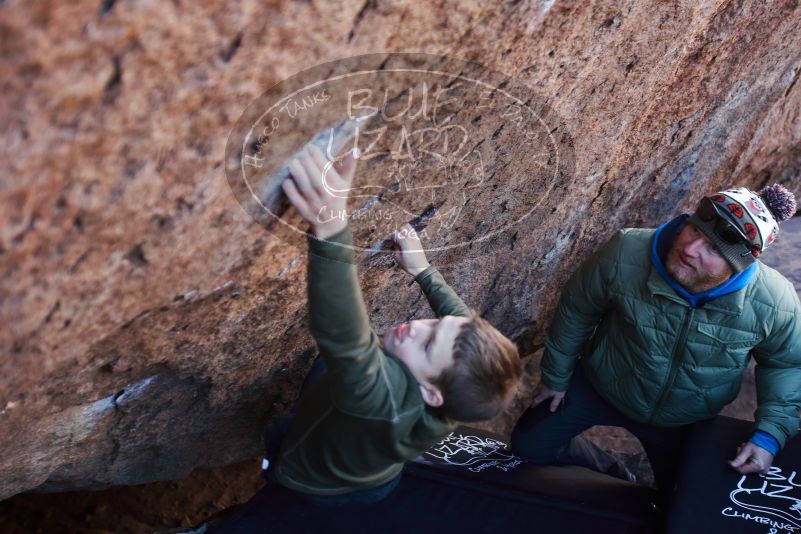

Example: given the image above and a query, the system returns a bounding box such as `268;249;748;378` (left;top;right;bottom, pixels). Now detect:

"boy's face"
382;316;468;407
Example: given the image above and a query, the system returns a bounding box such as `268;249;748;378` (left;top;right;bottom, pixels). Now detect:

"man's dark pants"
510;364;689;507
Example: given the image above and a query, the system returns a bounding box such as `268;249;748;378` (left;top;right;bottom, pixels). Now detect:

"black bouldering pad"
208;426;659;533
667;415;801;534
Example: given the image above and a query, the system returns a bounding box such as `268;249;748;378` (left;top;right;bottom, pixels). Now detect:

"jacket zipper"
649;306;695;423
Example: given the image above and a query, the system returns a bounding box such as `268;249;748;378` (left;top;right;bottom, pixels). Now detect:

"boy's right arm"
414;266;471;318
393;224;471;318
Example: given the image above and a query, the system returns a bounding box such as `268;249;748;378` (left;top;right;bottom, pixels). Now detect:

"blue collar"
651;214;758;308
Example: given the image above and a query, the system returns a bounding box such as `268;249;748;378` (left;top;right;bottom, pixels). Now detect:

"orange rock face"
1;0;800;500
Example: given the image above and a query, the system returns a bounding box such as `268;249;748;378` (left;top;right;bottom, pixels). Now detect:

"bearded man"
511;185;801;506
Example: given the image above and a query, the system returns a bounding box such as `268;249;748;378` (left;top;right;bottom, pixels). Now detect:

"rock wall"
1;0;800;500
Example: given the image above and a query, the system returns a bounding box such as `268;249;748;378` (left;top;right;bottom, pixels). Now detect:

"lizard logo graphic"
423;432;518;467
724;467;801;531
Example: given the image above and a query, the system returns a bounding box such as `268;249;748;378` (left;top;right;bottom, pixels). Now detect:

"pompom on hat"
686;184;797;272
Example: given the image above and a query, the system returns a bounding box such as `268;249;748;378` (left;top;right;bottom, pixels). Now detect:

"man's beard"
665;249;731;294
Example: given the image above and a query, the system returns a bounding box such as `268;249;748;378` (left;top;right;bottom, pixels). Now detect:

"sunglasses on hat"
696;197;760;257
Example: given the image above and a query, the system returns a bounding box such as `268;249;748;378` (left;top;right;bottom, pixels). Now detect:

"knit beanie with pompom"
686;184;797;272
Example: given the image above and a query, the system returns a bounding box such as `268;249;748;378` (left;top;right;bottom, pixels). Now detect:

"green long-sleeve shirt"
275;225;468;495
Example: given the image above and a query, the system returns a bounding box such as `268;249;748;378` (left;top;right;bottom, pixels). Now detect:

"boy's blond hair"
433;312;521;422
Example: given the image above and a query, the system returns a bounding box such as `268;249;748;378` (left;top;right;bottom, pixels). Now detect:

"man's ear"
419;383;443;408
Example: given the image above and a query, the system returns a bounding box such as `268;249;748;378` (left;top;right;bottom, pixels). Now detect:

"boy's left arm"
283;145;386;411
306;224;383;379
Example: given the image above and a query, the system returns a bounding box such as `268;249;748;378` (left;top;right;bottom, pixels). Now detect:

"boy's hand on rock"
282;144;358;240
393;223;430;277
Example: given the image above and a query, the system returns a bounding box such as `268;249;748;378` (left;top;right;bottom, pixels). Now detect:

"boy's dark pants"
510;364;688;507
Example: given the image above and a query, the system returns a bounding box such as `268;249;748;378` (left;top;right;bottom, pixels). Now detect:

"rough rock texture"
1;0;800;501
0;458;264;534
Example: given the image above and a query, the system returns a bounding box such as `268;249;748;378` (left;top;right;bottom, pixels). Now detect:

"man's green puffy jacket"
540;226;801;450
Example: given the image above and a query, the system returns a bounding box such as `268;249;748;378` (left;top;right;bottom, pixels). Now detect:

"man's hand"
729;441;774;474
532;382;566;413
282;144;358;239
392;223;430;277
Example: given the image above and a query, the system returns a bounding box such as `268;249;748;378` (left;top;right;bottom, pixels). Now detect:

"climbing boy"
272;143;521;506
